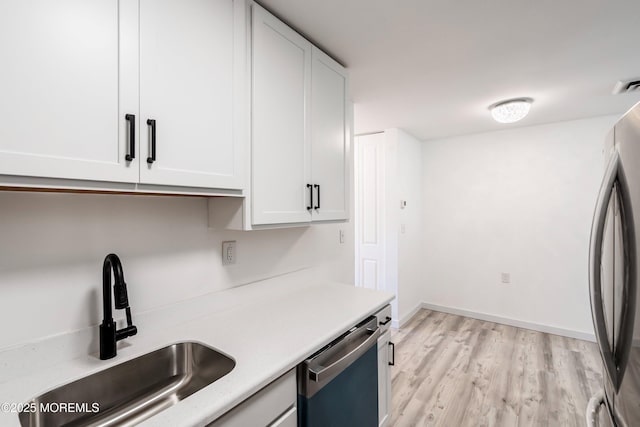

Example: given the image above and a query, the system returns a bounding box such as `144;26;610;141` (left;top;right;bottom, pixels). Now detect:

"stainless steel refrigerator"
587;101;640;427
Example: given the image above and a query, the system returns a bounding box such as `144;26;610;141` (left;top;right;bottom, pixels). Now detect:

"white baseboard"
419;302;596;342
396;303;424;329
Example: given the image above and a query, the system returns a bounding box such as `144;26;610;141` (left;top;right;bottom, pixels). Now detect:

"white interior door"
251;3;312;225
355;133;386;291
139;0;244;190
310;47;349;222
0;0;139;183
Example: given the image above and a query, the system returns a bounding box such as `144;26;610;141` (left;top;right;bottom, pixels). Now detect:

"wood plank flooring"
390;309;603;427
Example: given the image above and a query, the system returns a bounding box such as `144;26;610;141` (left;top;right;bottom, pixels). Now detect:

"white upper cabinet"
251;4;349;226
310;47;349;222
0;0;246;193
0;0;139;183
139;0;245;190
251;3;312;225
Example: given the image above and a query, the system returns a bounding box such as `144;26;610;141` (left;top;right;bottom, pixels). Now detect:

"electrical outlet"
222;241;236;265
501;272;510;284
339;229;345;244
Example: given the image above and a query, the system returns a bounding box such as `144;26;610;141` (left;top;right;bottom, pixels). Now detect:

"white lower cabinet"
378;330;392;427
376;305;393;427
269;406;297;427
208;370;296;427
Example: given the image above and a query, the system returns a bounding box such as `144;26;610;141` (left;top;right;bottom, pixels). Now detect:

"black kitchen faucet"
100;253;137;360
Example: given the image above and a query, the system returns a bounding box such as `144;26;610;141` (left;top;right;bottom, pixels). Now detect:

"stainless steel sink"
19;342;235;427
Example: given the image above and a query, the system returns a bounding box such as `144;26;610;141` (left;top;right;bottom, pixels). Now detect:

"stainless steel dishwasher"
297;316;380;427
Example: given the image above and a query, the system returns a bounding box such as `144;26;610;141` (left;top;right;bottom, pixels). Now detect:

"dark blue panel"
298;345;378;427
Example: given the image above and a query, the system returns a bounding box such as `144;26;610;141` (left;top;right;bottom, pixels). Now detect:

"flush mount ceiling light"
490;98;533;123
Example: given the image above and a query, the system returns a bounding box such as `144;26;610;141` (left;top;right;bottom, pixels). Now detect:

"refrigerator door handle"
590;151;622;388
585;389;606;427
613;155;637;388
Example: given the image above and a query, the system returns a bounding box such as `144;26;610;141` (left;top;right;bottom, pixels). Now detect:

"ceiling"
259;0;640;141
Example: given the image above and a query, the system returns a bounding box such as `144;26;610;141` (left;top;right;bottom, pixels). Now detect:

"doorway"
354;132;392;296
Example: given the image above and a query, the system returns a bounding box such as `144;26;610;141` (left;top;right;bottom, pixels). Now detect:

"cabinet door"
251;4;312;225
207;370;296;427
310;47;349;221
378;330;391;427
139;0;245;190
0;0;139;183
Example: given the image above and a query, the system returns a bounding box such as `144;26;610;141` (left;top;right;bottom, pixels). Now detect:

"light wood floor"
390;309;603;427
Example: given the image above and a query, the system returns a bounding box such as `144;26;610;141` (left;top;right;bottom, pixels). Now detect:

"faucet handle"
114;280;129;310
116;325;138;341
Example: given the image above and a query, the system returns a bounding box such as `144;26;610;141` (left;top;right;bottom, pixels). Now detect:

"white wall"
387;129;424;325
354;129;423;326
0;191;353;350
383;133;398;320
420;115;619;338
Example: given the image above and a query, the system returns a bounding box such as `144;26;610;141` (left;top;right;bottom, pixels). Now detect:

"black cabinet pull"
389;342;395;366
380;316;392;326
146;119;156;164
125;114;135;161
314;184;320;209
306;184;313;210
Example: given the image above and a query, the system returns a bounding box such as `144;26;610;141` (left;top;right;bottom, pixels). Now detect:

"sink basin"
19;342;235;427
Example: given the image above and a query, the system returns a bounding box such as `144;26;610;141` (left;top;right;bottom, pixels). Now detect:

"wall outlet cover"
222;241;236;265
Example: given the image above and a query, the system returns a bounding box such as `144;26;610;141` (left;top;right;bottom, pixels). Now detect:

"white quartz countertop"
0;271;393;426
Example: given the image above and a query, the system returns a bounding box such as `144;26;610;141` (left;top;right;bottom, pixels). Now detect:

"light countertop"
0;270;393;426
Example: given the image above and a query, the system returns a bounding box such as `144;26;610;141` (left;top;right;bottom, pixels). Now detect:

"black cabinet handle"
389;342;395;366
380;316;392;326
146;119;156;164
125;114;135;161
306;184;313;210
314;184;320;210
